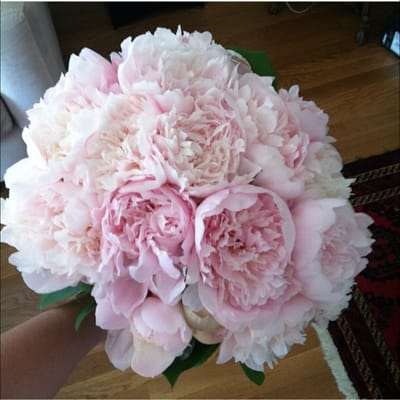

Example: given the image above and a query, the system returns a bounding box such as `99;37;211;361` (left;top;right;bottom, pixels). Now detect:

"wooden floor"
1;2;399;398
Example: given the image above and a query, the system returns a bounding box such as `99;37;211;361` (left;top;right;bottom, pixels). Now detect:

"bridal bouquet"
1;28;374;385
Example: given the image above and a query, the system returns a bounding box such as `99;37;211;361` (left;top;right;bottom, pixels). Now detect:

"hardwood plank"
0;274;40;334
307;63;400;162
57;328;339;399
0;242;19;279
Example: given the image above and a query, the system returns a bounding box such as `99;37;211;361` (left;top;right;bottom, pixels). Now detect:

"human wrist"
55;296;106;347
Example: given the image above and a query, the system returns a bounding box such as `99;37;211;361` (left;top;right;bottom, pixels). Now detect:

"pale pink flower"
238;75;310;200
93;277;148;330
301;141;353;200
113;27;258;197
113;29;259;197
0;159;101;292
217;295;315;370
105;297;192;377
22;78;103;169
97;182;195;304
114;27;235;96
67;48;120;94
182;303;227;345
279;85;329;142
68;93;165;193
103;328;134;371
193;185;298;331
135;88;255;197
23;48;120;169
292;198;374;323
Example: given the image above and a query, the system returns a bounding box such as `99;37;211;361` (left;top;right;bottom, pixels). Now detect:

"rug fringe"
313;323;359;400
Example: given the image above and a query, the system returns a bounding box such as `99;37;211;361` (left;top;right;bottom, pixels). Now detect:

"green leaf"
74;298;97;332
240;363;265;385
163;338;219;388
39;282;93;310
227;46;278;89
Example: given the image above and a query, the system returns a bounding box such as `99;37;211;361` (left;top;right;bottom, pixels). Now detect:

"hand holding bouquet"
1;28;373;384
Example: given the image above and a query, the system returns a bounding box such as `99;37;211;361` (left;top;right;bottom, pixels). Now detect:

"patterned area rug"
328;150;400;399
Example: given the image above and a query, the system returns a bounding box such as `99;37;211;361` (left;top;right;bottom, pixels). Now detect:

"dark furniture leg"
356;3;370;45
269;3;285;15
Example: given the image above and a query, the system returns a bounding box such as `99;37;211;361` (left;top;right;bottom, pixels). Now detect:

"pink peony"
114;27;235;96
112;27;259;197
292;198;374;323
301;141;353;200
217;295;315;371
67;48;120;95
105;297;192;377
0;159;100;292
68;93;166;193
22;48;120;169
182;303;227;345
134;88;255;197
192;185;298;331
279;85;329;142
237;75;310;200
93;277;148;330
97;182;195;304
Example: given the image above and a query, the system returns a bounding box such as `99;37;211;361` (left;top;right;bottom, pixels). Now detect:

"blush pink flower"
114;27;235;96
105;297;192;377
193;185;298;331
23;48;120;169
0;159;100;292
292;198;374;323
97;182;195;304
279;85;329;142
112;27;259;197
217;295;315;371
22;78;102;169
237;75;310;200
183;306;227;345
93;277;148;330
301;141;353;200
67;48;120;95
135;88;255;197
67;93;166;193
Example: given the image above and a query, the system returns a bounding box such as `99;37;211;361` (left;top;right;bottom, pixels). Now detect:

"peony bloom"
217;295;315;371
93;277;148;330
22;48;120;169
278;85;329;142
105;297;192;377
292;198;374;324
301;141;353;200
193;185;298;331
182;291;227;344
0;159;100;292
134;88;255;197
112;27;259;197
237;75;310;200
114;27;236;96
22;77;103;169
69;93;166;193
67;48;120;95
97;182;195;304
